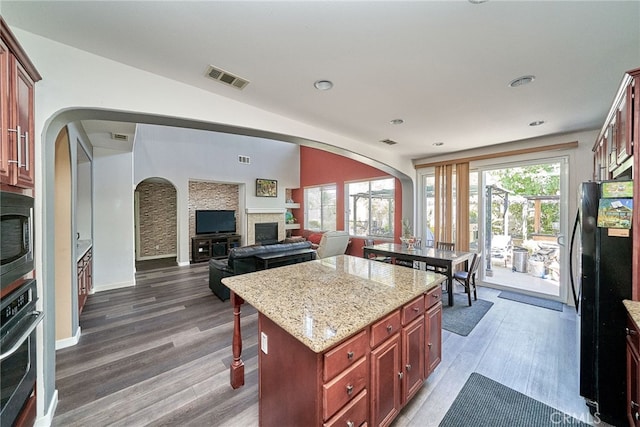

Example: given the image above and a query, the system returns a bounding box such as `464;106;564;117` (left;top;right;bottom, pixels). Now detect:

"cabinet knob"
406;364;412;372
386;324;393;333
346;421;355;427
626;327;637;336
428;343;432;348
347;351;354;360
413;307;419;312
635;412;639;421
346;384;354;395
433;293;439;299
398;371;404;380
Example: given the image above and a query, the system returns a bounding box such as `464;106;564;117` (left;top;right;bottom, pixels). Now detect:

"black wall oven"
1;279;43;426
0;191;34;290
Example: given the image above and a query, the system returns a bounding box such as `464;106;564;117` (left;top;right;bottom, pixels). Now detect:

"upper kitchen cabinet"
594;67;639;180
0;17;42;189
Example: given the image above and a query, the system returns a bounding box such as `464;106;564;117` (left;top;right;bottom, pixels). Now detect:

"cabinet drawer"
324;330;368;382
371;310;401;348
627;315;640;350
425;286;442;309
323;389;368;427
401;296;425;326
323;356;368;421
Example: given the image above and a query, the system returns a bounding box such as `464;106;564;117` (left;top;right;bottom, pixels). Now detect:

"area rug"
442;293;493;336
498;290;563;311
439;373;590;427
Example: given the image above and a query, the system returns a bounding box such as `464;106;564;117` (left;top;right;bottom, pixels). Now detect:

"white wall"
133;124;300;264
93;147;136;291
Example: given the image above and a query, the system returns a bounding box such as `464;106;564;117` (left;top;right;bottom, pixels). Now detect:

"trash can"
512;247;528;273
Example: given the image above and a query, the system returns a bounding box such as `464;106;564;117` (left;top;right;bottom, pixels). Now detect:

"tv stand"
191;234;241;263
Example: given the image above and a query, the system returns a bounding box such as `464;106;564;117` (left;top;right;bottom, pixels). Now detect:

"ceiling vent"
206;65;250;90
380;139;398;145
238;155;251;164
111;133;129;142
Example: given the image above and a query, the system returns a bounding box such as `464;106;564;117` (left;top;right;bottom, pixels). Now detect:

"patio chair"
453;252;482;306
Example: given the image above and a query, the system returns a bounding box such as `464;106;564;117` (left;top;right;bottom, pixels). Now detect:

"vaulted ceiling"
3;1;639;160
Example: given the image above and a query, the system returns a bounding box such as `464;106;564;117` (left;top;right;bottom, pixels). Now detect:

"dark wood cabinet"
627;314;640;427
371;332;401;427
402;315;425;404
0;18;40;189
426;295;443;375
191;234;240;262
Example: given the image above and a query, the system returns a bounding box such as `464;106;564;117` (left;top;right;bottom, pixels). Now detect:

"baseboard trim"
35;389;58;427
55;326;81;350
136;254;177;261
93;280;135;292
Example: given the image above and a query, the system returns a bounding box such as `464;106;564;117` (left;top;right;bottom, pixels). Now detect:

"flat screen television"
195;210;236;234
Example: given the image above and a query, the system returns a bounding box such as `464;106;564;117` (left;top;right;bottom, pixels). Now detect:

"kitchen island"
222;255;446;427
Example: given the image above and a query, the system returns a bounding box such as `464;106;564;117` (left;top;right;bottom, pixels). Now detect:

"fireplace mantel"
246;208;286;214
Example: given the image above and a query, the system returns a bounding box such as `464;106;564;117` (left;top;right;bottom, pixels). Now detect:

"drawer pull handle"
406;364;412;371
346;384;354;395
632;400;640;409
433;293;439;299
347;351;354;360
627;327;637;336
386;325;393;333
346;421;355;427
413;307;419;312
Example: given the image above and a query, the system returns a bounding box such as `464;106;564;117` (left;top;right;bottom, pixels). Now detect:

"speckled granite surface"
623;300;640;326
222;255;446;353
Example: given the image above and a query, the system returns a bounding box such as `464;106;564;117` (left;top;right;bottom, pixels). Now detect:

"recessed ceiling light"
433;142;444;147
314;80;333;91
529;120;545;126
380;139;398;145
390;119;404;125
468;0;489;3
509;75;536;88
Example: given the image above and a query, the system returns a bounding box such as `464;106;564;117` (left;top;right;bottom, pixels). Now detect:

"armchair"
315;231;350;259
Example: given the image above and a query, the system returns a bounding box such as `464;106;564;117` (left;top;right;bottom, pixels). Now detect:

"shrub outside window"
347;178;394;238
304;185;337;231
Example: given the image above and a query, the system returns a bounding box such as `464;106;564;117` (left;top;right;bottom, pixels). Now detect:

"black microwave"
0;191;34;290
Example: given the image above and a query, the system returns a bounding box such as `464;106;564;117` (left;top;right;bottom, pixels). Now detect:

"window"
347;178;394;238
304;185;336;231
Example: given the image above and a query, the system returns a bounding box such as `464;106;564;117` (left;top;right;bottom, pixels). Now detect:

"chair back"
469;252;483;276
316;231;350;259
436;241;455;251
364;238;375;247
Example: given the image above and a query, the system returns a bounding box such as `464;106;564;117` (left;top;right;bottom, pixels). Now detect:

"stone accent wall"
137;181;177;258
188;181;240;239
246;212;286;245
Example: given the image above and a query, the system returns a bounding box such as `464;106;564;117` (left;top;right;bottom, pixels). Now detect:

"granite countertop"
222;255;446;353
76;239;92;261
623;300;640;327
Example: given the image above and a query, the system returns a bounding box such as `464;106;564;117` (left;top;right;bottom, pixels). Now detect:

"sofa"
209;240;313;301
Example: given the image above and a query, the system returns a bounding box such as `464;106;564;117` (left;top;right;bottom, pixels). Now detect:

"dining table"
363;243;476;306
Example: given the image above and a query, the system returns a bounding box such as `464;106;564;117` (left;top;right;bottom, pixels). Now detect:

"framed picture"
256;178;277;197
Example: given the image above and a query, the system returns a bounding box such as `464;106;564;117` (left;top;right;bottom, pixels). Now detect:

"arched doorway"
134;178;178;269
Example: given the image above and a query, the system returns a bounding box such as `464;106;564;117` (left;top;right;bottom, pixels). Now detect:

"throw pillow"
307;232;324;245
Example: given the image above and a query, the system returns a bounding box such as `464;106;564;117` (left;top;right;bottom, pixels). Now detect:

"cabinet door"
617;82;633;164
371;334;401;427
627;340;640;427
402;315;425;404
0;38;10;183
425;302;442;375
11;59;35;188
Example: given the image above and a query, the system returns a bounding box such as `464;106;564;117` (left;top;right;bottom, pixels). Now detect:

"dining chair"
363;238;391;263
453;252;482;306
430;242;456;273
436;241;455;251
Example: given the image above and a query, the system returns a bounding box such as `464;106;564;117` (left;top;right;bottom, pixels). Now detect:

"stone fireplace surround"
246;208;286;245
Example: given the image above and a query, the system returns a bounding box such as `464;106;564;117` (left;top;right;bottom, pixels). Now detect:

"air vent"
111;133;129;142
238;155;251;164
380;139;398;145
206;65;250;90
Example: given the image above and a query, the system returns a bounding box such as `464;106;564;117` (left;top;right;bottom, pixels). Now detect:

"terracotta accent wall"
294;146;403;257
136;181;177;258
188;181;239;239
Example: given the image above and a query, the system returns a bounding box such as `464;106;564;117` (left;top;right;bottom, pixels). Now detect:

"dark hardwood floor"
52;261;595;426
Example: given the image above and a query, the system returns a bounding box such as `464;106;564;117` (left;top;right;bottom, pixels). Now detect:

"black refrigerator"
575;180;633;427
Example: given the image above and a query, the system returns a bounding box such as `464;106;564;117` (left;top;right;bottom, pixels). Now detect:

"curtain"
434;162;470;251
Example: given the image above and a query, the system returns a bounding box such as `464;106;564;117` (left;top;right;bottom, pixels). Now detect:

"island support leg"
230;291;245;389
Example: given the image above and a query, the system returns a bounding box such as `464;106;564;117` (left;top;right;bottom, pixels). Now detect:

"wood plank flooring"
52;260;595;426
